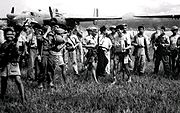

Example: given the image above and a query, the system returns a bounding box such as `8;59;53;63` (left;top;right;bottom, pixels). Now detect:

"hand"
161;44;166;47
47;26;51;33
38;55;41;61
57;45;62;50
153;46;157;50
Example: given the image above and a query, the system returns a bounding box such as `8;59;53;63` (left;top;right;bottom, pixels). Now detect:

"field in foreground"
1;63;180;113
0;31;180;113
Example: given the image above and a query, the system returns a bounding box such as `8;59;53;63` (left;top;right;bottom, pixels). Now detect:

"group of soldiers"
0;19;180;103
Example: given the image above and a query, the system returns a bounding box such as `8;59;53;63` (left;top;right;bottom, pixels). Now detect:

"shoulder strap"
68;36;76;46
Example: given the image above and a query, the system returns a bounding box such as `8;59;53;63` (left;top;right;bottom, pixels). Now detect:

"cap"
100;25;107;32
55;28;66;34
89;26;98;32
122;23;127;27
90;26;98;30
116;24;124;30
86;27;91;31
109;25;116;30
31;20;38;24
171;26;179;31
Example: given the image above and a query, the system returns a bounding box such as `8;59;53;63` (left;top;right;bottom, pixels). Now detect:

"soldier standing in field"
109;25;116;74
26;23;38;81
153;26;171;77
176;33;180;77
37;26;66;89
132;26;150;76
96;26;112;77
112;25;132;84
0;27;25;103
66;28;80;76
169;26;180;77
150;26;161;61
83;26;99;83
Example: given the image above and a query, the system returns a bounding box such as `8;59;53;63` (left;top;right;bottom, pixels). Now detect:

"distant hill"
80;17;180;30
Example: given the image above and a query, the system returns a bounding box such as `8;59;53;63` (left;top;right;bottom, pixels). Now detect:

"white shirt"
99;34;112;51
0;30;5;44
169;34;180;49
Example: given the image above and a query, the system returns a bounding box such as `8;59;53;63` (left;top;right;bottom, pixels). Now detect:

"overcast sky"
1;0;180;17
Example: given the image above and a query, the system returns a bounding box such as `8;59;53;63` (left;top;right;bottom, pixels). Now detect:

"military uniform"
150;31;160;61
0;28;25;103
66;34;80;75
176;36;180;76
113;32;131;80
37;31;65;87
133;33;149;75
96;34;112;76
154;33;171;75
27;30;38;80
169;34;179;71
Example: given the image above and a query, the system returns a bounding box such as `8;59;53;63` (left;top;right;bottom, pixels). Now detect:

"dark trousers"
38;55;55;84
176;54;180;77
96;48;108;77
154;54;171;76
169;49;178;72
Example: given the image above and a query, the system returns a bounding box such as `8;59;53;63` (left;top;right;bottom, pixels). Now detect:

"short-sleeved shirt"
169;34;180;50
151;32;160;46
0;30;5;44
0;41;20;64
99;34;112;51
27;33;38;48
133;34;149;56
113;32;131;53
155;33;170;54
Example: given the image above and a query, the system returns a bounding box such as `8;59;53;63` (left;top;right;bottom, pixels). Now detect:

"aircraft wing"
134;15;180;18
65;17;122;22
0;18;8;20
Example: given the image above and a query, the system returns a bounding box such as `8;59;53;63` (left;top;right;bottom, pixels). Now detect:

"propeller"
49;6;53;19
11;7;14;14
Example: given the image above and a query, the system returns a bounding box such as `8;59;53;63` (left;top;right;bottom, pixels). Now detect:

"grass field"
0;31;180;113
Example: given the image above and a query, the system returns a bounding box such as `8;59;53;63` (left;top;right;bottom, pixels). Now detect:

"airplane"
1;7;122;29
134;14;180;19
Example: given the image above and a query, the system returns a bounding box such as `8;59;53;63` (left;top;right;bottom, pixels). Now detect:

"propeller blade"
49;6;53;19
11;7;14;14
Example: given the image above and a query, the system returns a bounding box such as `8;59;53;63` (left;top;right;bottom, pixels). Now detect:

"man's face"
156;29;160;34
160;29;165;34
47;35;54;42
117;29;123;34
172;29;178;34
139;28;144;34
111;29;116;34
6;31;15;41
87;30;93;35
92;30;97;37
25;26;31;34
123;26;127;32
53;25;59;31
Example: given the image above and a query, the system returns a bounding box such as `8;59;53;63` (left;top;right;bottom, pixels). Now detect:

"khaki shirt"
169;34;180;50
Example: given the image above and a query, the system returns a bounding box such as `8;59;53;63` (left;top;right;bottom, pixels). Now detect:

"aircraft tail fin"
93;8;99;17
93;8;99;25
